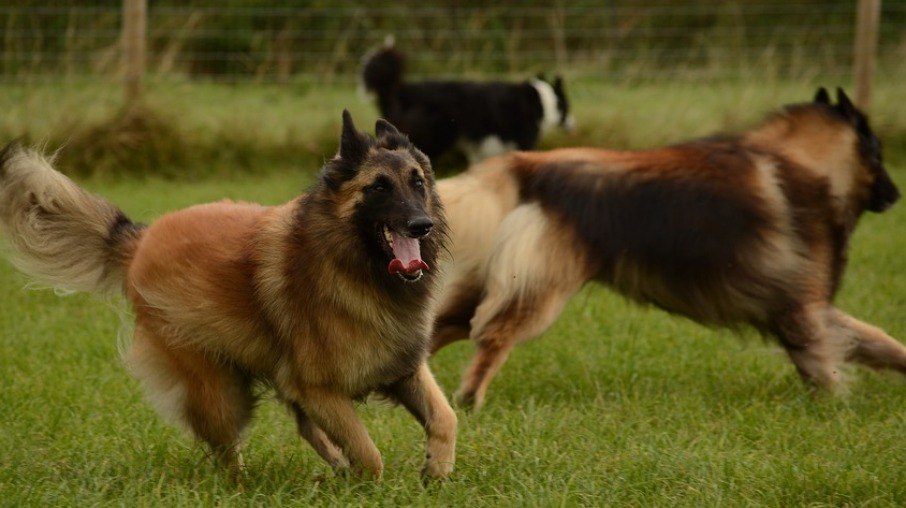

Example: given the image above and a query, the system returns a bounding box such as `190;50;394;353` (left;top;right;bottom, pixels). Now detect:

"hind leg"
456;285;578;410
127;325;256;478
452;204;590;409
771;304;846;389
430;280;483;354
288;403;349;470
828;308;906;373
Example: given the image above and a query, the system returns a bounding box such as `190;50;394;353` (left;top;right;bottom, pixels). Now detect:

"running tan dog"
432;88;902;409
0;111;456;480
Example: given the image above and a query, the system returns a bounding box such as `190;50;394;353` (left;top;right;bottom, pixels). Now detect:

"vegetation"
3;2;906;80
0;80;905;506
2;77;906;178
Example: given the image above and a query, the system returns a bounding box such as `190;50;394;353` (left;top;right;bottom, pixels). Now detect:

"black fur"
516;146;788;325
361;45;570;161
834;89;900;212
431;88;905;409
308;113;446;295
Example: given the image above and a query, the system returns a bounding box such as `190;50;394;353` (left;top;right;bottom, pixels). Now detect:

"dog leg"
289;403;349;470
127;326;255;480
381;362;457;480
430;281;484;354
771;305;845;389
456;287;576;410
456;338;516;410
431;322;472;354
828;308;906;373
294;389;383;479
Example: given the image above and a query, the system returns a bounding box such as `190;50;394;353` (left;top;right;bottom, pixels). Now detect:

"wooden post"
854;0;881;110
122;0;147;109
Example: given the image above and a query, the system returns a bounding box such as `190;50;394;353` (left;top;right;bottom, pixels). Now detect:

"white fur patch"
124;334;190;430
459;136;517;164
530;79;561;134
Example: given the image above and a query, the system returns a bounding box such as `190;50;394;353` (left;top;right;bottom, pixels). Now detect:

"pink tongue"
387;231;429;275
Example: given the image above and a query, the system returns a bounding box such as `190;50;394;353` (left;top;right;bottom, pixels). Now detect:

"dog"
0;111;456;480
431;88;903;410
360;40;575;164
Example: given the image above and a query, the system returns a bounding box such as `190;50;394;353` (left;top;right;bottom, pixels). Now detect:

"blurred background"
0;0;903;178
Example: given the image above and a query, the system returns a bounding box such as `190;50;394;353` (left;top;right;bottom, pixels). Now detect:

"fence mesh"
2;1;905;83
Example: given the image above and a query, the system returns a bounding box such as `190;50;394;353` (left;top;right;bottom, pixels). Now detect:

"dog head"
321;110;445;283
532;75;576;134
813;87;900;213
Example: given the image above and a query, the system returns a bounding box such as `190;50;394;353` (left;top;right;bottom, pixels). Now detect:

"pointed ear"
814;87;830;104
836;87;857;118
553;75;564;92
375;118;401;138
339;109;368;163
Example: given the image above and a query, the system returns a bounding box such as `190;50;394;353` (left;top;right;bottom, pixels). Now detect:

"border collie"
361;41;575;164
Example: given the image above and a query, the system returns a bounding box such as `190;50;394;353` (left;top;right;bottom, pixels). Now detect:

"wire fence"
2;1;905;84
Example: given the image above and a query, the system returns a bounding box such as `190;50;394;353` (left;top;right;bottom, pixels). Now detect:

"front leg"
381;362;457;480
289;402;349;470
295;388;383;479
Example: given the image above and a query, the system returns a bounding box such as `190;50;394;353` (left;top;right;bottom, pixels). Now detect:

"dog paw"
421;460;454;481
453;390;482;412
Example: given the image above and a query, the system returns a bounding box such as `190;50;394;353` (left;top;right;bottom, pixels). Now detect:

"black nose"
407;217;433;238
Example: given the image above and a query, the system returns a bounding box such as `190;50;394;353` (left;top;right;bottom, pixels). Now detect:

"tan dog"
432;88;903;409
0;111;456;480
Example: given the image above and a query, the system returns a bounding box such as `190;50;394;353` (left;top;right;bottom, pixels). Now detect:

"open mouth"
381;224;429;282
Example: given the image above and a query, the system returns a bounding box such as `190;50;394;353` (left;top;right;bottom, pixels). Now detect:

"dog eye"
411;170;425;189
367;177;391;193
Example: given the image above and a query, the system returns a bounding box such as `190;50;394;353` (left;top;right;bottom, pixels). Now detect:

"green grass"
3;77;906;178
1;81;906;506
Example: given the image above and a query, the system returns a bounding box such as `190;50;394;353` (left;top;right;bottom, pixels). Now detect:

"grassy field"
1;80;906;506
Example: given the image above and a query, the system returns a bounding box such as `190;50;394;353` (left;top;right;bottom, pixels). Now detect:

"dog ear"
339;109;369;163
836;88;857;119
375;118;401;138
322;110;371;190
813;87;830;104
553;75;564;92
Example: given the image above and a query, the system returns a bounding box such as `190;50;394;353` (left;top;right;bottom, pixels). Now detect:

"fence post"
122;0;147;109
854;0;881;110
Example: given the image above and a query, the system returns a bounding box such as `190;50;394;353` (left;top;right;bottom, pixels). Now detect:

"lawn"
1;80;905;506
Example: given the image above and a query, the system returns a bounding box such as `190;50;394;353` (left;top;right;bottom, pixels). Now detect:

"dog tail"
361;37;405;100
0;142;144;296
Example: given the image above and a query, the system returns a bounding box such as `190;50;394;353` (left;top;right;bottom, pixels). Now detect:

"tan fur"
745;110;862;215
0;147;138;294
0;130;456;482
432;97;904;409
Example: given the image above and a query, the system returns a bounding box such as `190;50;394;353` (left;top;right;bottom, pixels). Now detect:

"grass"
1;79;906;506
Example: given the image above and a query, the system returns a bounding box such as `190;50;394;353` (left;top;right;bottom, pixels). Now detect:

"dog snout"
407;217;433;238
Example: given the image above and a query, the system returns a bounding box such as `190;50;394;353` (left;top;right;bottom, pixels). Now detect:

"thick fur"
432;88;903;409
0;113;457;480
361;42;574;164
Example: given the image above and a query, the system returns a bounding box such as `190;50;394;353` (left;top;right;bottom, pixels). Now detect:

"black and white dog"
361;41;575;163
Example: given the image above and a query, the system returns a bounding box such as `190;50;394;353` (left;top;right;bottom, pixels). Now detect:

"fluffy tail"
0;142;144;295
360;38;405;99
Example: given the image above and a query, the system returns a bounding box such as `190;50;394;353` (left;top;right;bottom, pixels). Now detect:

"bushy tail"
0;142;144;295
360;38;406;98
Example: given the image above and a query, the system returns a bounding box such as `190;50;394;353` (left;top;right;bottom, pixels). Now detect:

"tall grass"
1;81;905;506
4;2;906;82
3;77;906;178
